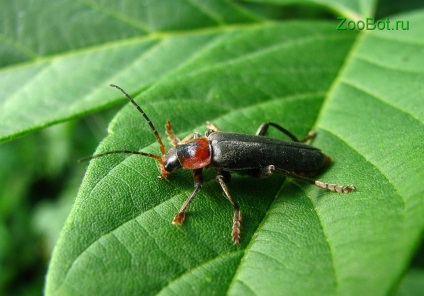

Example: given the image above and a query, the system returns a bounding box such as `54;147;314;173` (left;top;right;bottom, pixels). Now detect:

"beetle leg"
165;120;180;146
206;121;220;131
256;122;299;141
205;121;219;136
299;130;316;143
216;173;241;244
166;121;203;145
173;169;203;225
256;122;315;143
220;170;232;182
179;132;201;144
258;165;356;193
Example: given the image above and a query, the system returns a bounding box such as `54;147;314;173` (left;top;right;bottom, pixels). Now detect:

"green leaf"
0;0;258;143
46;20;361;294
243;0;378;20
228;10;424;296
395;269;424;296
1;1;420;295
0;0;257;66
46;9;424;295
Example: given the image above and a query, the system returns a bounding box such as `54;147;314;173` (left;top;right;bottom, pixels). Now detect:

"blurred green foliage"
0;107;120;295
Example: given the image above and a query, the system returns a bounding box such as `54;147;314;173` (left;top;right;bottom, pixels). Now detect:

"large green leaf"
0;0;258;143
45;6;424;295
244;0;377;20
2;0;422;295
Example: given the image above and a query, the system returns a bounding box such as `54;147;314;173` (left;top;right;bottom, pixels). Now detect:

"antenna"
110;84;166;155
78;150;162;163
79;85;167;165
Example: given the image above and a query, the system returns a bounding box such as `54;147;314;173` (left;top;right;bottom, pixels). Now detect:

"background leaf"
244;0;377;20
46;7;424;296
46;21;359;294
0;0;258;143
1;1;423;295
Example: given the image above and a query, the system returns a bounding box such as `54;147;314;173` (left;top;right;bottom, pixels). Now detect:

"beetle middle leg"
256;165;355;193
206;121;220;132
256;122;316;143
173;169;203;225
205;121;220;136
216;173;241;244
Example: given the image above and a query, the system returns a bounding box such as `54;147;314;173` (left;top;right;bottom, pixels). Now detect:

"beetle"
84;84;355;244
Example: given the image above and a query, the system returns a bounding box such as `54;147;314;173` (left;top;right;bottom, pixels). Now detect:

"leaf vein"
78;0;152;33
354;54;424;75
177;34;356;79
319;127;406;210
302;189;339;294
339;79;422;125
368;33;424;47
184;0;224;26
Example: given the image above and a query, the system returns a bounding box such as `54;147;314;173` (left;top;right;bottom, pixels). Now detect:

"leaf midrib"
2;21;272;73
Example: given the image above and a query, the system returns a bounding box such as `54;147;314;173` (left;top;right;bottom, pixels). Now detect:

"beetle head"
162;147;182;175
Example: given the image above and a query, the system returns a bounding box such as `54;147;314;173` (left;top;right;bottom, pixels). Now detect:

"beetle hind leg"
216;173;241;244
257;165;355;193
299;130;316;143
256;122;316;143
313;180;356;193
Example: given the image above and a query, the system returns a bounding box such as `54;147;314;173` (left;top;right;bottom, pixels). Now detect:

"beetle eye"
164;148;181;173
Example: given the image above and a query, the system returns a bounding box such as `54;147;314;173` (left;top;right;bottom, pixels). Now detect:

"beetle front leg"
216;173;241;244
173;169;203;225
165;121;202;145
257;165;355;193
